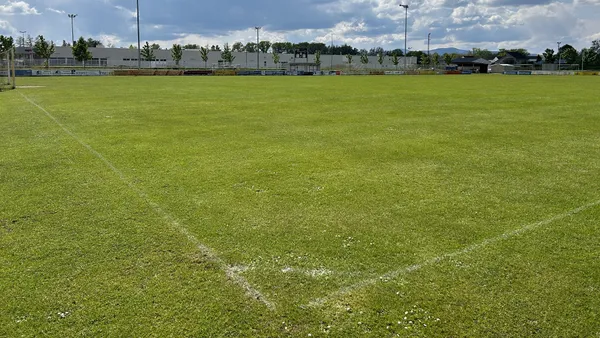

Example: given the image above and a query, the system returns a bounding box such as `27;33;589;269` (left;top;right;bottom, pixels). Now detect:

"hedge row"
113;69;286;76
113;70;184;76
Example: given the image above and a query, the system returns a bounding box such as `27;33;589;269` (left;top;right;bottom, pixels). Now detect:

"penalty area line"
20;92;275;310
308;198;600;308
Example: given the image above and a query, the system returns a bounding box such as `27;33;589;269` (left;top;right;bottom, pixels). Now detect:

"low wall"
114;69;184;76
183;70;212;76
30;69;113;76
529;71;575;76
574;71;600;75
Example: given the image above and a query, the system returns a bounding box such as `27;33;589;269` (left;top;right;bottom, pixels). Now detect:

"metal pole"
255;27;261;70
137;0;141;69
68;14;77;45
557;41;561;72
19;31;26;47
331;34;334;70
427;32;431;68
400;4;409;70
581;49;584;71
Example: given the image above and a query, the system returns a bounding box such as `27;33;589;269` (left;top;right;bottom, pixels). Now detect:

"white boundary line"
20;92;275;310
308;198;600;307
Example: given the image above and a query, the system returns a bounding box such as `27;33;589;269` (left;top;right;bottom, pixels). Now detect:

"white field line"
20;92;275;310
308;198;600;307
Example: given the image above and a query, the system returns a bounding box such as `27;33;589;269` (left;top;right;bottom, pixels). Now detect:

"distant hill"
428;47;471;55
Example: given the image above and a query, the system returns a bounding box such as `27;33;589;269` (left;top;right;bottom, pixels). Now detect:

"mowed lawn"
1;75;599;337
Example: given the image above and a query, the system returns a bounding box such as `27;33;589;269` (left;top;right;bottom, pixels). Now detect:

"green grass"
1;75;599;337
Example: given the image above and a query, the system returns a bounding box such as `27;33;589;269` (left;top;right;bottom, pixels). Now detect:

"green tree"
472;48;494;60
200;45;209;68
16;35;25;47
422;54;431;67
244;42;256;53
141;42;155;61
443;53;453;65
210;45;221;51
346;54;353;67
33;35;55;68
510;48;529;55
258;41;272;53
392;52;400;69
0;35;15;55
282;42;294;53
183;44;199;49
377;51;384;68
232;42;244;52
407;50;426;64
221;43;236;65
315;50;321;67
588;40;600;66
85;38;102;47
128;44;136;49
171;44;183;66
151;43;160;50
72;37;92;68
360;53;369;66
559;44;578;64
390;48;404;57
272;52;280;68
271;42;286;53
432;53;440;68
25;34;34;47
543;48;555;64
578;48;589;69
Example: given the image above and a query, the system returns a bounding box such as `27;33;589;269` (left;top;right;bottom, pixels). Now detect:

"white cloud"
46;7;65;15
0;0;598;53
0;1;40;15
114;5;136;18
0;19;16;33
98;34;121;47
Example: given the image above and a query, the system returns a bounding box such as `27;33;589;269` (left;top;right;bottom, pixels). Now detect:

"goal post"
1;49;16;91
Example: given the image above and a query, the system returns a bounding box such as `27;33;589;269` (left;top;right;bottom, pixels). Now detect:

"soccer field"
1;75;599;336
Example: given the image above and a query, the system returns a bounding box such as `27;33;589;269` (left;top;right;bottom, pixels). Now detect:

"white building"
15;46;418;70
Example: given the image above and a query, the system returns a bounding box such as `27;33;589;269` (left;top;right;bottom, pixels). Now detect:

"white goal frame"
1;49;16;90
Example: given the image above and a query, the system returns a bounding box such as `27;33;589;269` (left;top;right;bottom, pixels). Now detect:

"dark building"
451;57;491;73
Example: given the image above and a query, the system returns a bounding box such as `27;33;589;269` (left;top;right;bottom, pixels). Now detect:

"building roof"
452;57;491;65
505;51;529;60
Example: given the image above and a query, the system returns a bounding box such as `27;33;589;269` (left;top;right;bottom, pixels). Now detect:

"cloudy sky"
1;0;599;53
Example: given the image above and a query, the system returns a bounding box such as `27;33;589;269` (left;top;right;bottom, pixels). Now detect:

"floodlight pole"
68;14;77;45
255;27;261;70
331;34;334;70
19;31;26;47
427;32;431;67
557;41;561;72
581;48;585;71
137;0;141;69
400;4;409;70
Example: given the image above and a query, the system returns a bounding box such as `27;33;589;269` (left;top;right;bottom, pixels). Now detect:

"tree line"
2;33;600;69
0;34;94;67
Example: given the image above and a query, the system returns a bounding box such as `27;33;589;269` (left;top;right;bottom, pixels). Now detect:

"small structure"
490;64;516;74
451;57;490;73
494;51;539;66
288;62;320;74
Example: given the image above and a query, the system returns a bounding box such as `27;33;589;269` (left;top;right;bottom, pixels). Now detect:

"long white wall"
16;46;417;69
